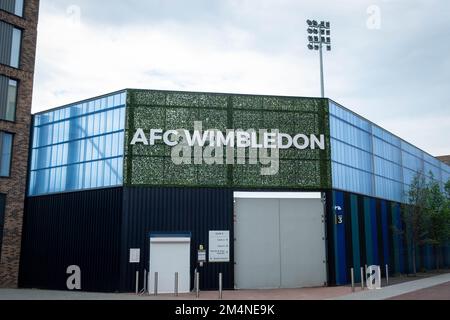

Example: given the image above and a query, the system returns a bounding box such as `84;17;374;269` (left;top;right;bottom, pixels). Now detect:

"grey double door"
234;196;327;289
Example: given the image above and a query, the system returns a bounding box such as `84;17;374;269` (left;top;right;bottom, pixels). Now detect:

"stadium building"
19;89;450;292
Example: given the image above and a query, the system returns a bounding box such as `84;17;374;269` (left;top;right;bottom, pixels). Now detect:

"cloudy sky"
33;0;450;156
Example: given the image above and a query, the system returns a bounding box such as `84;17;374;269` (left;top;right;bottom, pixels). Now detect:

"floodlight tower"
307;20;332;98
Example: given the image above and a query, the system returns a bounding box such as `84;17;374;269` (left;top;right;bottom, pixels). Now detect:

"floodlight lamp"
313;29;318;34
327;45;331;51
307;20;312;26
308;36;314;42
308;44;314;50
307;28;313;34
313;20;318;27
314;45;319;50
326;22;330;28
326;30;331;36
326;37;331;43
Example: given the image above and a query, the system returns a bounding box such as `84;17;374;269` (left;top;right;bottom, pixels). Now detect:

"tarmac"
1;272;449;300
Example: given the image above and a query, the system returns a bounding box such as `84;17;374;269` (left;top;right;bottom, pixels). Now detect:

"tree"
425;179;450;270
403;172;430;275
445;180;450;199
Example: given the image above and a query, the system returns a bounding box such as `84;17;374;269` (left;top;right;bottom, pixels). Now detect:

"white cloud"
32;0;450;156
33;7;320;111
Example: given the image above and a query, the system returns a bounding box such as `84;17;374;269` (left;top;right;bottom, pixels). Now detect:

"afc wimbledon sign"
130;121;326;176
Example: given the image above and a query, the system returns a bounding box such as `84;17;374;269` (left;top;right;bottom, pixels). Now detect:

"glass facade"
29;92;126;196
330;101;450;203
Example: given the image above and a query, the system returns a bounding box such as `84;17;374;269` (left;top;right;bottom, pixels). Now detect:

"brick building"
0;0;40;288
437;155;450;167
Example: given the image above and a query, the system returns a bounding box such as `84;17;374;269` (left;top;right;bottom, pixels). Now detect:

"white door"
149;236;191;294
234;192;327;289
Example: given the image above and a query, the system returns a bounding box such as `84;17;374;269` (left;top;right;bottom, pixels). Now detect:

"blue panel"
330;101;449;204
333;191;347;285
29;92;127;196
370;198;379;265
380;201;390;267
363;198;373;265
350;195;361;282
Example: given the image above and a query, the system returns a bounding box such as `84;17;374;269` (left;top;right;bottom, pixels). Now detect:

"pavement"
388;282;450;300
1;272;449;300
332;272;450;300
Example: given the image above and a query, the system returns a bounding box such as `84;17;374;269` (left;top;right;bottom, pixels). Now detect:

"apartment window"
0;0;24;17
0;132;13;177
10;28;22;68
0;21;22;68
0;75;18;121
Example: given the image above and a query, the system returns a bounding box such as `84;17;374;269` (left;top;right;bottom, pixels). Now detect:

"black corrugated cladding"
19;188;123;292
120;187;234;292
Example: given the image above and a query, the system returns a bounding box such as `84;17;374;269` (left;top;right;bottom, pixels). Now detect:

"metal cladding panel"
19;188;123;292
120;187;234;292
328;189;450;285
124;89;331;190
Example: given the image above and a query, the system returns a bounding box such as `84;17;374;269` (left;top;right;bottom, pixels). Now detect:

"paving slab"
388;282;450;300
332;273;450;300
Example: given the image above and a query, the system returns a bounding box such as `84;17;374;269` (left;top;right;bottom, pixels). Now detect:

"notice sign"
209;231;230;263
129;249;140;263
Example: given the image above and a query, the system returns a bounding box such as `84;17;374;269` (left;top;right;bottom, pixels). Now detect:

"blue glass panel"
29;92;126;196
331;100;449;203
373;137;401;163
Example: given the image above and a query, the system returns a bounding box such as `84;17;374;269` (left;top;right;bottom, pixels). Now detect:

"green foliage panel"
124;90;331;189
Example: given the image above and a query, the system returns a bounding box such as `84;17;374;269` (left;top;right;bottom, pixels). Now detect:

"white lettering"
131;129;326;151
264;133;277;149
278;133;293;149
236;132;251;148
163;130;179;147
311;134;326;150
293;134;309;150
149;129;163;146
130;128;149;145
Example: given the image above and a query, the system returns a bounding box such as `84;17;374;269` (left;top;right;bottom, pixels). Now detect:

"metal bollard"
378;265;382;288
175;272;179;297
135;271;139;295
350;268;355;292
360;267;365;290
196;272;200;298
219;273;223;300
154;272;159;296
385;264;389;286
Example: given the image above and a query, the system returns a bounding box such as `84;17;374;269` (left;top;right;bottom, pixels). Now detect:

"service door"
149;235;191;294
234;192;327;289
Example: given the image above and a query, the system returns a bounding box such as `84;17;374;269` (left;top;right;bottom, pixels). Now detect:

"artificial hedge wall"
124;89;331;189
